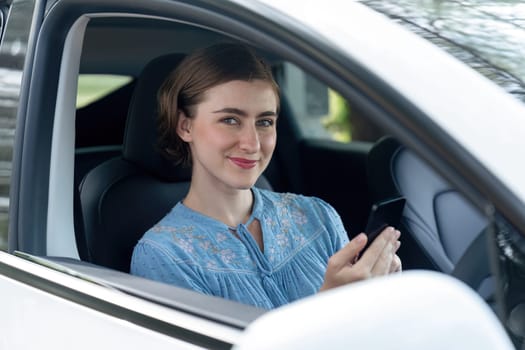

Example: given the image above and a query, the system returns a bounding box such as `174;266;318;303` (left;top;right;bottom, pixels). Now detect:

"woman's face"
178;79;278;192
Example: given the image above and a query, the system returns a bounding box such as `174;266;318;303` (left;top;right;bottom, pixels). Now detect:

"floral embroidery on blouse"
130;187;349;309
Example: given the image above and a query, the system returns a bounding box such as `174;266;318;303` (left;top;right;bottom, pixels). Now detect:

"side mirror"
234;271;515;350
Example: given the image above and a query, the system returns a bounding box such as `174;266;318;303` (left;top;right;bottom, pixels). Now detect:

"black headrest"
122;53;191;181
367;136;403;202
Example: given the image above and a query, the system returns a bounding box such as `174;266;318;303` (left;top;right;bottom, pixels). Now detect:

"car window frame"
0;4;5;43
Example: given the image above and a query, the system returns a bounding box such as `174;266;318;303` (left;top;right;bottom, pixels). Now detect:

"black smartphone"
363;197;406;251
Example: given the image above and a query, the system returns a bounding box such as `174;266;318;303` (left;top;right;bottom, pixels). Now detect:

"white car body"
0;0;523;349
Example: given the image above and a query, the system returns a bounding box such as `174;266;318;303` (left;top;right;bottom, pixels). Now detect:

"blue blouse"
130;187;349;309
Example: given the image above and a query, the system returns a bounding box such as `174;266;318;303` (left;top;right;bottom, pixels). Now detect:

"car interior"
67;15;498;302
72;17;377;273
74;19;487;292
12;5;524;343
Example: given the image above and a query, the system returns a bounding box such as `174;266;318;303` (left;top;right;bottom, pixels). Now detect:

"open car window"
57;5;519;318
62;11;491;313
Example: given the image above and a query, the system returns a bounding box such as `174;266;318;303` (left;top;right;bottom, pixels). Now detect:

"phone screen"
363;197;406;251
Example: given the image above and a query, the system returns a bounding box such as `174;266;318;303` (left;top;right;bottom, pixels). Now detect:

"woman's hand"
319;227;401;292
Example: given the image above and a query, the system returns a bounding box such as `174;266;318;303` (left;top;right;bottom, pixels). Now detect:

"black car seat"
76;53;272;272
367;136;493;300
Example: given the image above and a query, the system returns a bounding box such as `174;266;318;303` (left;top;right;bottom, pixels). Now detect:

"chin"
232;181;256;190
228;177;258;190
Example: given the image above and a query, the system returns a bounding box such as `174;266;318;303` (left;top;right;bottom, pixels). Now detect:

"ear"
176;110;193;142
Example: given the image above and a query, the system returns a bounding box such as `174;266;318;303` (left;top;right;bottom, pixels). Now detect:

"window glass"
358;1;525;105
277;62;384;143
77;74;132;108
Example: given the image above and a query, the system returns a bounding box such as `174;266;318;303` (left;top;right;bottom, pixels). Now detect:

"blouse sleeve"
130;239;211;295
310;197;350;253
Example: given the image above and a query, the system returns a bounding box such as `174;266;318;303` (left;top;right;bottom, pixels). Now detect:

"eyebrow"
212;107;278;118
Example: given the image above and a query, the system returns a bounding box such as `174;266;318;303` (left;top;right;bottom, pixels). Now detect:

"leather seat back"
367;137;488;273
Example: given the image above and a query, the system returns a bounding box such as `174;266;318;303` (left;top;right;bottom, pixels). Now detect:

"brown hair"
157;43;280;166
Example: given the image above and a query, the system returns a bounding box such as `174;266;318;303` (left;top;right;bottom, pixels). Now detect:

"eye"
221;117;239;125
256;119;275;127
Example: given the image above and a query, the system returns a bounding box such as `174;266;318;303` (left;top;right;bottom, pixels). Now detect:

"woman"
131;43;401;309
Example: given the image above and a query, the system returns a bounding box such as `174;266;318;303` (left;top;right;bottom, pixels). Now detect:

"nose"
238;123;260;153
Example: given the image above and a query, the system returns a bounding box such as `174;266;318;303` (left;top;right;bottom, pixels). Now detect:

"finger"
394;238;401;252
390;235;402;273
357;227;397;268
370;240;397;276
390;254;402;273
388;254;401;273
327;233;367;270
371;232;401;275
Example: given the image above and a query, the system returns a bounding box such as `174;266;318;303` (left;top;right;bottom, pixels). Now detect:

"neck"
183;178;254;228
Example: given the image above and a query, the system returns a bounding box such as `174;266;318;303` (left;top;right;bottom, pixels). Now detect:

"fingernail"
356;233;366;242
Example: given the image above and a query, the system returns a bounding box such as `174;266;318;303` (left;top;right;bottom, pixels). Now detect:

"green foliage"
322;90;352;142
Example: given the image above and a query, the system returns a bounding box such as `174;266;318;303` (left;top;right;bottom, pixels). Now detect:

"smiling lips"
229;157;257;169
